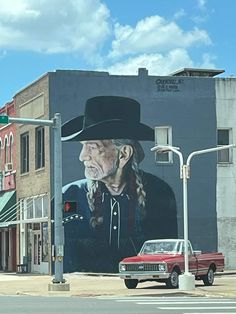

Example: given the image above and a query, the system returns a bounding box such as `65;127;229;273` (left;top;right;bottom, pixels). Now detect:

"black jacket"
63;171;178;273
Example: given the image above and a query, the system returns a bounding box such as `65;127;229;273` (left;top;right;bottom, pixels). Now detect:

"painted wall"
48;70;217;272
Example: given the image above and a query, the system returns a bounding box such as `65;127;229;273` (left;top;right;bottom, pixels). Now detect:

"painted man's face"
79;140;119;181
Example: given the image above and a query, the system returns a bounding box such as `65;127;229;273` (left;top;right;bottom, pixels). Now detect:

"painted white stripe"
115;296;208;299
138;301;235;305
160;307;236;310
114;298;231;302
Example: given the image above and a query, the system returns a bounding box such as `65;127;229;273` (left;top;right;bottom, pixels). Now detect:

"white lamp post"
151;144;235;291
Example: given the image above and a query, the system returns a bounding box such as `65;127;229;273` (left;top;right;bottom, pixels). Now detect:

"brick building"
0;100;17;271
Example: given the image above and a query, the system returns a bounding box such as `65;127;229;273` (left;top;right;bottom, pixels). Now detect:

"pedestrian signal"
64;201;77;212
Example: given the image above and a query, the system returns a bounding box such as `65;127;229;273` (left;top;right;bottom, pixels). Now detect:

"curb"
76;271;236;278
215;271;236;276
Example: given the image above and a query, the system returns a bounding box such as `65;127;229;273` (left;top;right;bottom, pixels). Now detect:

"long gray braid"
87;139;146;228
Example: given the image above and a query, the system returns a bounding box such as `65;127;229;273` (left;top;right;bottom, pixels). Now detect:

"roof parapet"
169;68;225;77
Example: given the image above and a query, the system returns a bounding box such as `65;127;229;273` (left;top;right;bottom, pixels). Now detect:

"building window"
20;132;29;173
0;139;2;169
217;129;232;163
4;137;8;164
26;198;33;219
155;126;173;163
9;134;13;164
21;194;48;220
35;127;45;169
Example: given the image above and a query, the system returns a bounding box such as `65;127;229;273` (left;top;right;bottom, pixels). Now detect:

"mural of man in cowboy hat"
62;96;178;272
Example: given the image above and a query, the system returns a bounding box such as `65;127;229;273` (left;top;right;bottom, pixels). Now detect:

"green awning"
0;190;16;226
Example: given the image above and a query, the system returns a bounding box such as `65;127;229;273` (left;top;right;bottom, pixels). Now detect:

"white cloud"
192;0;209;24
198;0;207;10
0;50;7;58
100;48;217;76
0;1;40;20
0;0;111;55
0;0;216;76
108;15;212;59
192;15;208;24
198;53;216;68
100;49;194;76
174;9;186;20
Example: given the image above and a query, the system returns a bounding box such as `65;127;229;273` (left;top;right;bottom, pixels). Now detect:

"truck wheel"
202;267;214;286
124;279;138;289
165;270;179;289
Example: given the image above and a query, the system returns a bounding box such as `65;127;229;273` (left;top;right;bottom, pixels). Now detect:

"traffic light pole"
8;114;69;290
52;113;65;284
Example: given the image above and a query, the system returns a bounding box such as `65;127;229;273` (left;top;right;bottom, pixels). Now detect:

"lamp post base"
179;273;195;290
48;282;70;291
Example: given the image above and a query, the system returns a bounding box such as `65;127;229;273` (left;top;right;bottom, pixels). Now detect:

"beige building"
215;77;236;269
14;74;52;274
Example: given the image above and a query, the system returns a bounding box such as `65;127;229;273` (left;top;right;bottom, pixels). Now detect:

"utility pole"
51;113;66;286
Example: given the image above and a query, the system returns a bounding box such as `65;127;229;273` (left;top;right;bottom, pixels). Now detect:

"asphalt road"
1;295;236;314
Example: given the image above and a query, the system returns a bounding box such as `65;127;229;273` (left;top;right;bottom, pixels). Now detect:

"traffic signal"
64;201;77;213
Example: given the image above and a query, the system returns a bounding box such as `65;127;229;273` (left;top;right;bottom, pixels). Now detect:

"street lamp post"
151;144;235;290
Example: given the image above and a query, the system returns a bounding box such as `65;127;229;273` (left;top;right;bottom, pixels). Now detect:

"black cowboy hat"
61;96;154;141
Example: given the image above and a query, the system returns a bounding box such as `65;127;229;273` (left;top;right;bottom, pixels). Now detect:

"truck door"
187;242;198;275
189;254;198;274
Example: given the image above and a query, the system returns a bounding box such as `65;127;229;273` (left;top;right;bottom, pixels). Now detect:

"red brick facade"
0;100;16;191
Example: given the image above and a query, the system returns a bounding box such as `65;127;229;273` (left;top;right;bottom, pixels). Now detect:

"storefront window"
27;198;33;219
43;195;48;217
42;222;49;262
35;197;42;218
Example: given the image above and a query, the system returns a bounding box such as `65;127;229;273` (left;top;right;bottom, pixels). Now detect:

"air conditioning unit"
5;163;13;172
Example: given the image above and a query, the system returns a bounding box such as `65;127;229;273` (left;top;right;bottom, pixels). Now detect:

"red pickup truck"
119;239;224;289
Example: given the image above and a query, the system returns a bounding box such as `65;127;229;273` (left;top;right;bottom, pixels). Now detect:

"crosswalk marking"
114;297;215;302
98;296;211;300
160;306;236;310
137;300;235;305
98;296;236;313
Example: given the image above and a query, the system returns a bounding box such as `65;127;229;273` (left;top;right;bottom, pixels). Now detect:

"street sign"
0;115;9;124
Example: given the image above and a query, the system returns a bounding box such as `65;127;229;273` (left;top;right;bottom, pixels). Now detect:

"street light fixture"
151;143;235;290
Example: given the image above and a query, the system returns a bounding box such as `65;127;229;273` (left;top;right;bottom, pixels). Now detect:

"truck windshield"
140;241;179;255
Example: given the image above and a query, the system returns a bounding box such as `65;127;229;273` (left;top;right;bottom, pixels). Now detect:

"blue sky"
0;0;235;106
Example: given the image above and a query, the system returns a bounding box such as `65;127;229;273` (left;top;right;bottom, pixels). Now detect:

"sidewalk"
0;271;235;297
